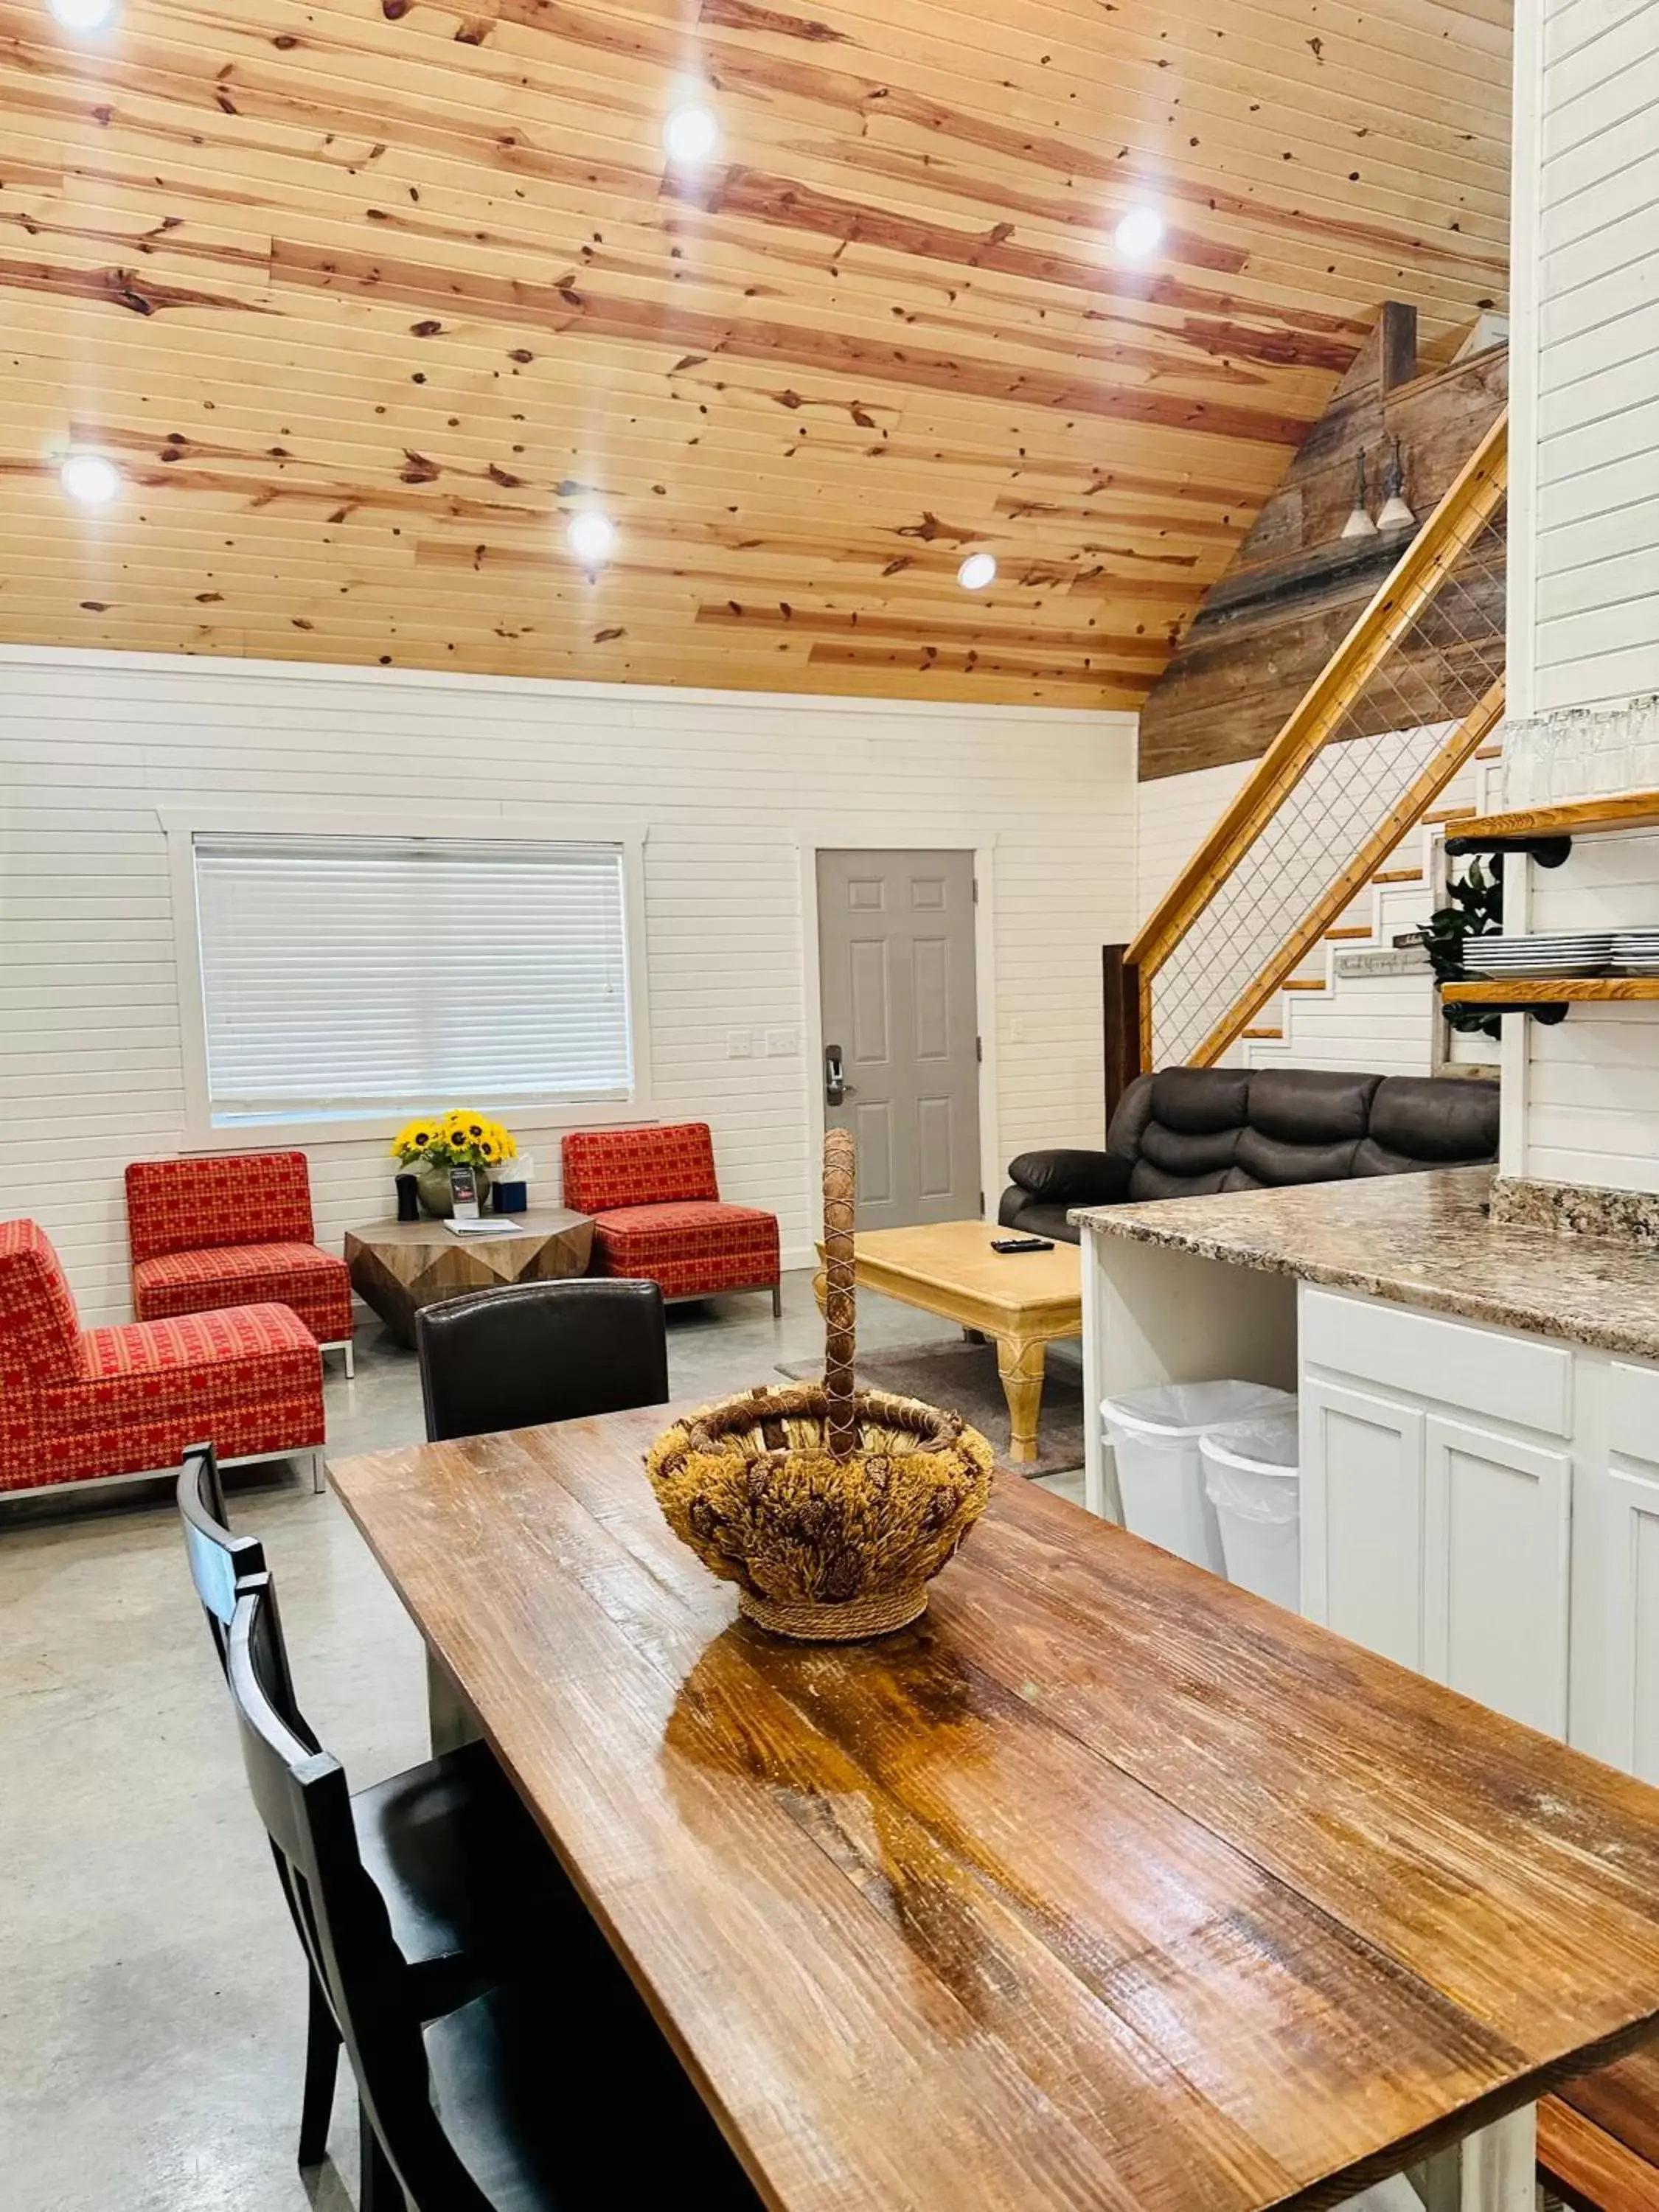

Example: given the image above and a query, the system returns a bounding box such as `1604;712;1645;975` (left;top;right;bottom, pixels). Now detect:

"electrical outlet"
1010;1017;1027;1043
765;1028;799;1057
727;1030;754;1058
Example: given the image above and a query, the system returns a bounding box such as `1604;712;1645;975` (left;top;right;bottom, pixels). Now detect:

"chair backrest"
416;1278;669;1443
226;1577;492;2212
0;1220;86;1394
126;1152;316;1262
560;1122;719;1214
175;1443;315;1747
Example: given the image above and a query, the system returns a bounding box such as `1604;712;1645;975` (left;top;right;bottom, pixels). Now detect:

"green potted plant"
1419;855;1504;1042
389;1110;518;1219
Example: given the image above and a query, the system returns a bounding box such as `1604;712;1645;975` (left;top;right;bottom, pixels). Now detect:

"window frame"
163;807;655;1150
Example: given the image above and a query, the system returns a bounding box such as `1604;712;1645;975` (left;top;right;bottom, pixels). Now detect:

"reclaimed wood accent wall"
1138;315;1509;777
1;0;1511;702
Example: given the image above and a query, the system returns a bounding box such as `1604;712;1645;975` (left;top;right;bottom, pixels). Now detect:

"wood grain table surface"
328;1408;1659;2212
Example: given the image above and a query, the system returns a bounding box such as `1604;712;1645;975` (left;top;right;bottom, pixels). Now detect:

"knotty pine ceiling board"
0;0;1512;702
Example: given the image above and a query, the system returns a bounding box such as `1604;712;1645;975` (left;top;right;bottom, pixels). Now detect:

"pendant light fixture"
1376;436;1416;532
1340;451;1379;540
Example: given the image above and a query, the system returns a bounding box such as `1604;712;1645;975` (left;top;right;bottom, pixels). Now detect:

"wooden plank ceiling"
0;0;1512;704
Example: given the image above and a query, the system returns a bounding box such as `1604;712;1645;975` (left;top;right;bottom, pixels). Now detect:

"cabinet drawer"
1301;1287;1573;1439
1611;1361;1659;1464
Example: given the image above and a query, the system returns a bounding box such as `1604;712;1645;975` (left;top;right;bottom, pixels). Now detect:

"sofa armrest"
1005;1149;1133;1208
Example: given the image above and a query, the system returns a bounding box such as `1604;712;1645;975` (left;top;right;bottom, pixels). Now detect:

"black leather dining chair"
175;1444;567;2171
224;1575;763;2211
415;1278;669;1444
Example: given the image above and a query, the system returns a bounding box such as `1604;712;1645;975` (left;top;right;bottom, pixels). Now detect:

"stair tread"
1372;867;1425;884
1283;978;1326;991
1242;1026;1284;1039
1325;927;1372;940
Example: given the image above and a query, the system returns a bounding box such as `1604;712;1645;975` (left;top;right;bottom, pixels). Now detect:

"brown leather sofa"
998;1067;1500;1245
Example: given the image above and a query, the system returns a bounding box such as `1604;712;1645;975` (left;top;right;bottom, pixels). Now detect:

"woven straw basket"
646;1129;994;1641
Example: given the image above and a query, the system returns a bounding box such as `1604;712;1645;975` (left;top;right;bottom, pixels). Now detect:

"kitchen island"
1074;1166;1659;1770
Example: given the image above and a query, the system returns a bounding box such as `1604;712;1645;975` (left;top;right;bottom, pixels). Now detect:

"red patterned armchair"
0;1220;326;1500
125;1152;353;1374
561;1123;781;1314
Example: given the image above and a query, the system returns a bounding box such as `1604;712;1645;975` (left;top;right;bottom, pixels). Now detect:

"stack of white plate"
1464;931;1615;979
1611;929;1659;976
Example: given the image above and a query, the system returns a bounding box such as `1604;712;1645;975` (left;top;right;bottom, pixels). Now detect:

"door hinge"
978;1190;985;1214
972;877;979;903
975;1034;983;1063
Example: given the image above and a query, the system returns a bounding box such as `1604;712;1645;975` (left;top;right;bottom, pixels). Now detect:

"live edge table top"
329;1407;1659;2212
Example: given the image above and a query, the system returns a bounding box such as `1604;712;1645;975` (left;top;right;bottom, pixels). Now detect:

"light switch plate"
765;1028;799;1057
727;1030;754;1058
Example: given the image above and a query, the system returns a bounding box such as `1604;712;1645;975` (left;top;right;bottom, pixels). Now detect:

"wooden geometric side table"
344;1207;594;1349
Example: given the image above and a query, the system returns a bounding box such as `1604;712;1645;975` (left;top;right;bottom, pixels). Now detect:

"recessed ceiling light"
47;0;117;28
957;552;997;591
566;511;617;564
1113;206;1165;259
59;452;122;506
662;102;720;167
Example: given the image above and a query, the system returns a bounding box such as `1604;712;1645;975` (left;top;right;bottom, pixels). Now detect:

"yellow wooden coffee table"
814;1220;1081;1465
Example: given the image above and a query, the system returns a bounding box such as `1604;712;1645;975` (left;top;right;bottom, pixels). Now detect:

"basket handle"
822;1127;858;1460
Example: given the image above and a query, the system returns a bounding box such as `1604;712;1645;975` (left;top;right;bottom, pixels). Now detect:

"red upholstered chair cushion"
125;1152;316;1263
0;1220;86;1391
561;1124;720;1214
589;1200;779;1303
133;1242;352;1346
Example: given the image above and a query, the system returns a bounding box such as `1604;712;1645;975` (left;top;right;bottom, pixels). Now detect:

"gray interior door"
816;849;981;1231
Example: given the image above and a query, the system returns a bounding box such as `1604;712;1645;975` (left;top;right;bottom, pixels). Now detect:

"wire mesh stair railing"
1125;411;1509;1074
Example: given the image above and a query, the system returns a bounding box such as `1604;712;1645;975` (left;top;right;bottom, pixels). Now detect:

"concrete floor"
0;1275;1084;2212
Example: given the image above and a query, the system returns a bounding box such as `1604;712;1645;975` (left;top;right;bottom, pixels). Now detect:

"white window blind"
192;834;633;1124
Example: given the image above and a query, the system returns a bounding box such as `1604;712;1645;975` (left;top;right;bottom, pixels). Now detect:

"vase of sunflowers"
389;1110;518;1219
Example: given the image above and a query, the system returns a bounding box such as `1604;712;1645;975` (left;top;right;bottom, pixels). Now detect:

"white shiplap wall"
1135;762;1252;922
1504;0;1659;1191
1519;828;1659;1191
1526;0;1659;712
0;647;1137;1323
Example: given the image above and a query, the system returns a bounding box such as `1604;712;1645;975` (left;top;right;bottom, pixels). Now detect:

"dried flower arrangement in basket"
647;1128;994;1641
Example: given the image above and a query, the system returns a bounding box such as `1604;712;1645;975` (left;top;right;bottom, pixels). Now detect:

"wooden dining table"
329;1405;1659;2212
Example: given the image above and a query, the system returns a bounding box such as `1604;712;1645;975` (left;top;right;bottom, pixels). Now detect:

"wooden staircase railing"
1122;409;1508;1081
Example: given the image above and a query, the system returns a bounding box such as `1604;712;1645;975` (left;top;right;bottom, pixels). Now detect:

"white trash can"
1101;1380;1295;1576
1200;1405;1301;1611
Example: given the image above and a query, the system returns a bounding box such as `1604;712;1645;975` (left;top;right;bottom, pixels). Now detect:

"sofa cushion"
125;1152;316;1262
1369;1076;1499;1163
1147;1066;1252;1135
133;1242;353;1344
1138;1120;1242;1178
1248;1069;1381;1147
1006;1150;1131;1205
1127;1161;1234;1202
0;1220;85;1391
1234;1129;1363;1186
562;1124;720;1214
589;1200;779;1302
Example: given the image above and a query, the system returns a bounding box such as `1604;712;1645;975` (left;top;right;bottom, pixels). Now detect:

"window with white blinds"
192;833;635;1124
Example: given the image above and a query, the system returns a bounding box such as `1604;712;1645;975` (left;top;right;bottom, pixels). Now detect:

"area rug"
778;1338;1085;1478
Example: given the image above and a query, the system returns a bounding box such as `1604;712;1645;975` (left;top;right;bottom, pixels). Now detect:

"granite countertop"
1071;1165;1659;1360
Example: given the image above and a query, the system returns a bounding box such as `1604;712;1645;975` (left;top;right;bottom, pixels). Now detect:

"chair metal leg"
343;1341;355;1380
310;1450;324;1496
771;1280;782;1319
360;2097;403;2211
297;1969;340;2167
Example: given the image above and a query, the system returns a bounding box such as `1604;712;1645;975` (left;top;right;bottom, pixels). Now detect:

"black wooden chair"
176;1444;571;2170
225;1574;762;2211
414;1279;669;1444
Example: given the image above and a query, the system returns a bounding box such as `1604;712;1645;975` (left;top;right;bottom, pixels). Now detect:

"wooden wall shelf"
1441;976;1659;1024
1445;790;1659;866
1444;978;1659;1002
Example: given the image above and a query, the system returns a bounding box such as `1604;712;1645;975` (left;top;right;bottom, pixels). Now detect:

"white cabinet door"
1301;1379;1426;1670
1424;1416;1571;1737
1604;1464;1659;1784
